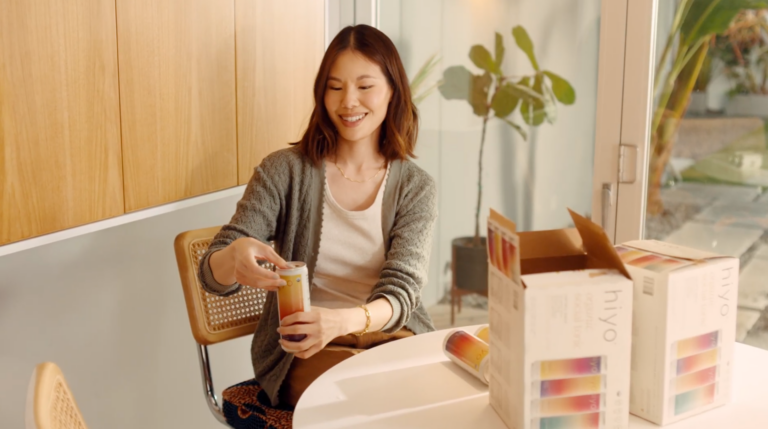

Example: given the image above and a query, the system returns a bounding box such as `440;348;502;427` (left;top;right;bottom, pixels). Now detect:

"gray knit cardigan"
198;146;437;406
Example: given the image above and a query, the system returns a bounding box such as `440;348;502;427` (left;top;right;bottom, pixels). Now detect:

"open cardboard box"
616;240;738;425
487;208;633;429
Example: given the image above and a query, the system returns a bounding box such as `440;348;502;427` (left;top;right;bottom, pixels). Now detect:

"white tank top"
310;166;389;308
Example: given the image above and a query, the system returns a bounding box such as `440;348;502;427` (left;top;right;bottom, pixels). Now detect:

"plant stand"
450;281;488;326
450;237;488;326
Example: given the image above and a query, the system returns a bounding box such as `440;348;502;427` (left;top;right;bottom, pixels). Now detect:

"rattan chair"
26;362;88;429
174;226;292;428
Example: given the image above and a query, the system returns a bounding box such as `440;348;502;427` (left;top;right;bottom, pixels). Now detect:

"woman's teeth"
342;114;366;122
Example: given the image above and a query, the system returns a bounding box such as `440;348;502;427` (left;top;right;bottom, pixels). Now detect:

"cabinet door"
117;0;237;211
0;0;124;245
236;0;325;184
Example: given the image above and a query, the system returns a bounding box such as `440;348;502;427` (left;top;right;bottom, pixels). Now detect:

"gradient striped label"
673;331;719;359
534;356;604;380
276;273;305;320
444;330;488;371
536;375;605;398
674;383;716;415
533;412;603;429
675;348;719;376
673;366;718;394
533;394;605;417
475;325;490;343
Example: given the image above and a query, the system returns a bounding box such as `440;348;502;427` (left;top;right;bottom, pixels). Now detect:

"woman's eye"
360;86;373;90
329;87;342;91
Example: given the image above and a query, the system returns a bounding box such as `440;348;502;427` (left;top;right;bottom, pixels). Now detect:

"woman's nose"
341;88;359;108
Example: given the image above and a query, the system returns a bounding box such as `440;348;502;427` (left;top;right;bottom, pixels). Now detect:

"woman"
198;24;437;408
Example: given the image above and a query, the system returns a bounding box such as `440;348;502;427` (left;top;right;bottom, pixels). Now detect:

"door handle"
602;183;613;230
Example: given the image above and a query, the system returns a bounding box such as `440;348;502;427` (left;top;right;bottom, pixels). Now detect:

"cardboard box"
487;209;633;429
617;240;739;425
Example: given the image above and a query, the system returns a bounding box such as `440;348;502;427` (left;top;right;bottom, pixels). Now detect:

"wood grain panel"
117;0;237;211
0;0;124;245
236;0;325;184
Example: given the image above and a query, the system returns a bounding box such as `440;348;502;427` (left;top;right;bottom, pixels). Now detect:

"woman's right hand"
212;237;289;291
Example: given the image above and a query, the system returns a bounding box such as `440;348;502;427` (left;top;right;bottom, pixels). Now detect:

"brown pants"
278;328;414;406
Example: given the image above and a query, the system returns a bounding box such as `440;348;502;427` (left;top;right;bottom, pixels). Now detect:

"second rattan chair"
26;362;88;429
174;226;293;428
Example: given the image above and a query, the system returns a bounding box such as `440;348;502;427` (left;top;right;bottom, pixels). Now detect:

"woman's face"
324;50;392;146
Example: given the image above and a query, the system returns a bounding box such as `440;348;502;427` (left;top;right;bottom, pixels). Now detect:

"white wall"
381;0;601;305
0;195;254;429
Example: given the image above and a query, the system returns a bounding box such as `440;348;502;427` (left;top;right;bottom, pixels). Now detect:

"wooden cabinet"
236;0;325;184
116;0;238;211
0;0;124;245
0;1;325;246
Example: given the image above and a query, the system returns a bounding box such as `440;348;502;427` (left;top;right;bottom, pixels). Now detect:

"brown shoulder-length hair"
292;24;419;165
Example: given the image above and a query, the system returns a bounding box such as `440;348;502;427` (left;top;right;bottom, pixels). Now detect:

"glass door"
326;0;632;325
617;0;768;349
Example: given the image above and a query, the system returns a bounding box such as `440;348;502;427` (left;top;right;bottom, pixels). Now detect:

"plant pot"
452;237;488;293
725;94;768;117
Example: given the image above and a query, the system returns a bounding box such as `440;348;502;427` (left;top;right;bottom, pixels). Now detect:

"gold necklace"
334;161;386;183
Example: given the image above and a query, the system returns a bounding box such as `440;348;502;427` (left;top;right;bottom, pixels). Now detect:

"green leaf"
470;72;493;116
520;75;546;126
413;80;443;106
512;25;539;71
410;53;441;97
682;0;768;45
505;82;545;102
503;118;527;141
491;84;521;118
543;71;576;105
438;65;473;101
495;32;505;68
470;45;502;76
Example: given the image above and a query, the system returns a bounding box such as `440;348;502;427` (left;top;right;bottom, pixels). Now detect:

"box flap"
490;209;516;234
622;240;728;261
568;209;631;279
518;228;587;275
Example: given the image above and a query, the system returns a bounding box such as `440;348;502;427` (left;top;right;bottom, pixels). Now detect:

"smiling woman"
199;24;438;409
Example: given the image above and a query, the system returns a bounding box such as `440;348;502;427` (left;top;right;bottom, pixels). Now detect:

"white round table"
293;325;768;428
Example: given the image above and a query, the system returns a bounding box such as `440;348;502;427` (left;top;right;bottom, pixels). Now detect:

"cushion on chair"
222;379;294;429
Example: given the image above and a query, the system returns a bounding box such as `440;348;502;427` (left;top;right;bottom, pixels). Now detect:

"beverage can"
276;261;310;342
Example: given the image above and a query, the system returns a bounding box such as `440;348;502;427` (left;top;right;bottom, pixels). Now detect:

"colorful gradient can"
475;325;490;343
276;262;310;342
442;329;490;384
671;330;720;359
531;412;604;429
531;393;606;417
532;356;606;380
673;348;720;376
671;382;717;416
671;366;718;394
532;375;606;398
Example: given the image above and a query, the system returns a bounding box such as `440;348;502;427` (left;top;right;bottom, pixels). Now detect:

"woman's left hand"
277;306;349;359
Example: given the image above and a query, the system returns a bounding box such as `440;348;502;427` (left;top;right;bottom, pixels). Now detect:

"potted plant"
712;9;768;115
647;0;768;216
438;26;575;292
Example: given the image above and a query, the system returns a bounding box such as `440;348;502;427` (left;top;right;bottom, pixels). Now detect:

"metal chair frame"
174;226;271;426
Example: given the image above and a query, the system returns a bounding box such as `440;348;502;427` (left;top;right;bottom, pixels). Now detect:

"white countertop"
293;325;768;428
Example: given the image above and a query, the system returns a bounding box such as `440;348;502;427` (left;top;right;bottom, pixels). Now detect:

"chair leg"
197;344;229;426
451;287;456;326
